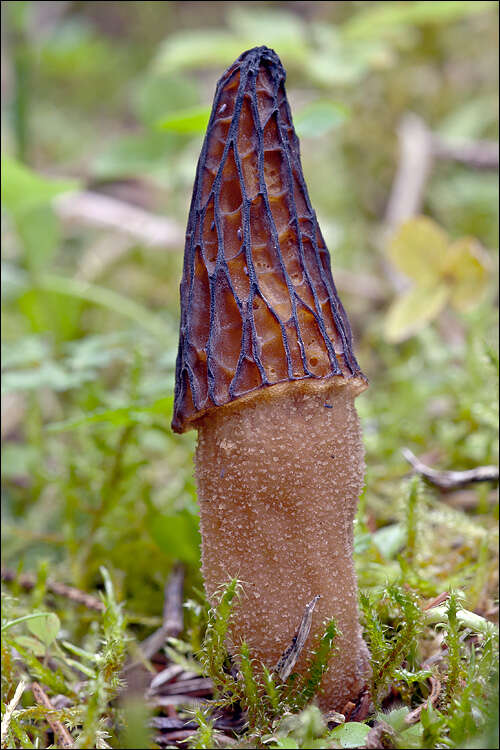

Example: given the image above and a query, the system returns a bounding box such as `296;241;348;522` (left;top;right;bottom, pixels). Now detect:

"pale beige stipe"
195;378;370;711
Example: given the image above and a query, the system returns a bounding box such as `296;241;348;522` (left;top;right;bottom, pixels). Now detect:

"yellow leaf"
387;217;449;285
385;284;449;343
440;237;491;312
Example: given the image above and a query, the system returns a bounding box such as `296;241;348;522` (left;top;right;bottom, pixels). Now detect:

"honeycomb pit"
172;46;370;711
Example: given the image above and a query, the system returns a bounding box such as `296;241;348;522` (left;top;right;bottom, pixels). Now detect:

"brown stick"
385;114;435;231
154;677;213;697
150;695;206;708
31;682;74;748
423;592;450;611
405;676;442;725
1;569;104;612
386;114;499;231
365;720;397;749
54;191;183;250
402;448;499;491
138;564;185;661
148;664;185;694
163;563;185;638
382;113;498;294
432;136;499;170
154;729;196;746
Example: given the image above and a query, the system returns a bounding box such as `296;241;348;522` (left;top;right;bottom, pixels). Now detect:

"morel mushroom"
172;46;369;711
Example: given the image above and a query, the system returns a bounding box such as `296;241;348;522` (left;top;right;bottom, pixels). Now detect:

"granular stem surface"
196;380;370;711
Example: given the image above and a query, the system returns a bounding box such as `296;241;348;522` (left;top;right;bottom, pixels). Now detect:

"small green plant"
294;619;340;710
180;580;344;744
1;568;128;749
360;584;424;705
443;592;464;706
188;708;218;749
404;475;421;568
197;578;241;698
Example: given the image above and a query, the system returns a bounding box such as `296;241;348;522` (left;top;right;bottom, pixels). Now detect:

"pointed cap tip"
232;45;284;68
215;46;286;94
172;48;366;433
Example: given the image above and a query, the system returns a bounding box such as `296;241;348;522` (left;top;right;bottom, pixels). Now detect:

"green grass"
1;0;498;747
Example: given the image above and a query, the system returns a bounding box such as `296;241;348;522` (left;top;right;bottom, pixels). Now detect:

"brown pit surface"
173;47;365;435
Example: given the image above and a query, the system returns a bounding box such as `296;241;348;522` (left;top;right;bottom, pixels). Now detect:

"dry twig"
148;664;185;694
1;680;26;747
365;720;397;749
1;393;26;441
31;681;74;748
122;563;186;698
385;114;435;232
402;448;499;491
432;136;499;169
150;695;206;708
154;729;195;745
405;676;442;726
163;563;185;637
54;191;183;250
382;113;498;293
1;569;104;612
155;677;213;697
386;114;498;233
423;592;450;611
139;564;185;661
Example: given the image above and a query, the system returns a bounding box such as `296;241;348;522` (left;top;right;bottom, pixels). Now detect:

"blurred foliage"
385;216;491;341
1;1;498;748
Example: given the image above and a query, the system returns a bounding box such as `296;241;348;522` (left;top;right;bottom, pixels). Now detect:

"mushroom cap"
172;46;367;434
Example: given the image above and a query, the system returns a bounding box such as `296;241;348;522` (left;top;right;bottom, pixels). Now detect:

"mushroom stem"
195;378;370;711
173;45;371;711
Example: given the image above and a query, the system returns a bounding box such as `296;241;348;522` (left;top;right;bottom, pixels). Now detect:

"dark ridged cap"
172;46;366;433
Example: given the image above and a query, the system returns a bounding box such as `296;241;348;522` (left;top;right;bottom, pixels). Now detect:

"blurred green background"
1;2;498;747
